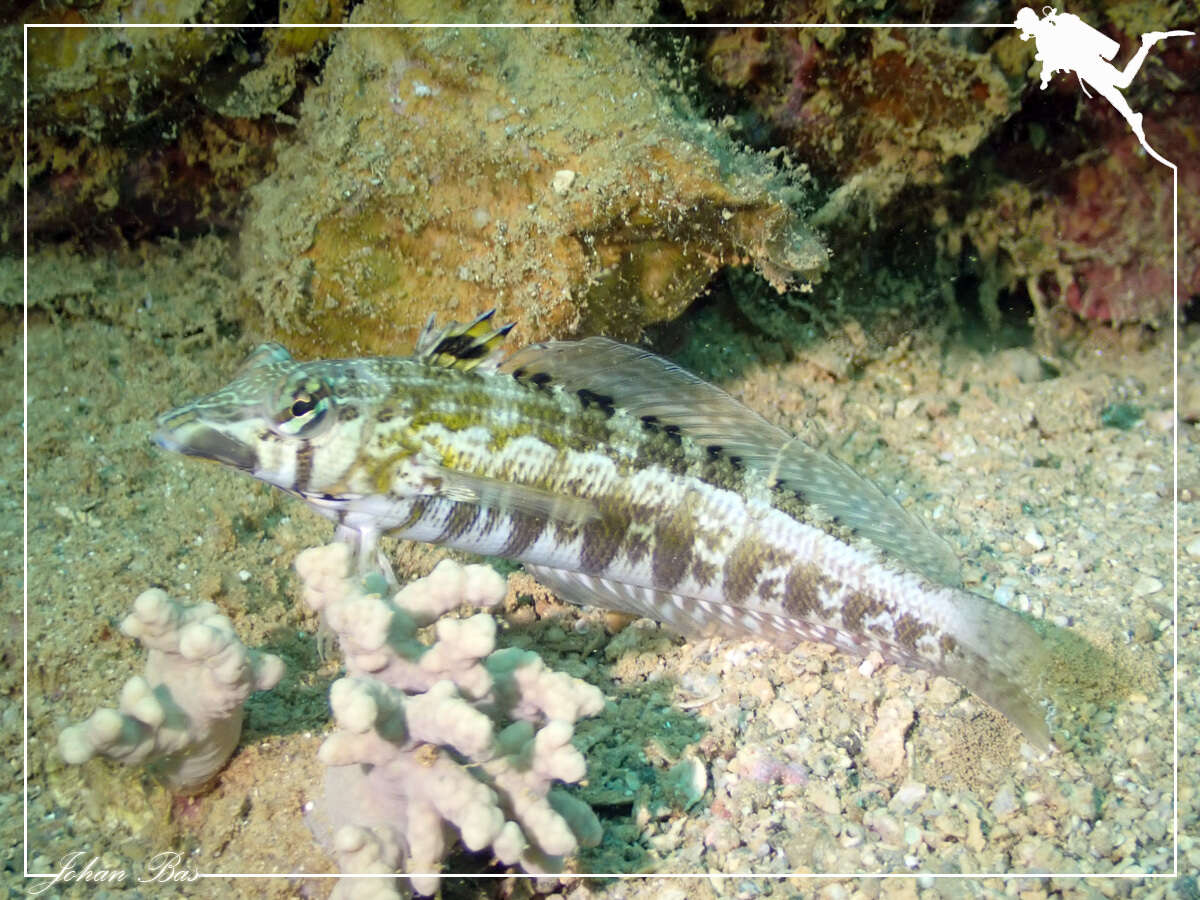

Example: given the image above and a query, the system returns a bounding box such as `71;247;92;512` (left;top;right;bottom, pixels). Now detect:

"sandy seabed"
6;238;1196;899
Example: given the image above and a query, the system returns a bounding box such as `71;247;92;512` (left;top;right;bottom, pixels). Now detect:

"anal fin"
525;565;824;645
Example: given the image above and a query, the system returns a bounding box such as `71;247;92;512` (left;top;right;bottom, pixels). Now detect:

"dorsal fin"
414;309;515;372
501;337;962;588
237;342;294;375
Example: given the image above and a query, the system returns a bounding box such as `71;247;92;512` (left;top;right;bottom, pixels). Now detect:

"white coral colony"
59;589;285;792
296;543;605;896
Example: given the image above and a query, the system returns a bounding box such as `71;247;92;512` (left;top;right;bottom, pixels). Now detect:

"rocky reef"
11;1;343;248
236;1;826;356
695;3;1197;333
13;0;1190;344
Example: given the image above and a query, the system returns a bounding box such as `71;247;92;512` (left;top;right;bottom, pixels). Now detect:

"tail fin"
939;593;1053;750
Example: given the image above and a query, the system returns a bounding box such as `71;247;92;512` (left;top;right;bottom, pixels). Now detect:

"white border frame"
23;17;1185;892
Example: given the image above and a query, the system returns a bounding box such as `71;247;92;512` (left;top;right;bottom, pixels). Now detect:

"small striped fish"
154;312;1052;748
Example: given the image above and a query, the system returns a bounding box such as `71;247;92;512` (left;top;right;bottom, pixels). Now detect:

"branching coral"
58;588;284;792
329;824;406;900
296;543;605;896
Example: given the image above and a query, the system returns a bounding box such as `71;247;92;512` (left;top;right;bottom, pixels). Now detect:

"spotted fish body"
154;314;1052;748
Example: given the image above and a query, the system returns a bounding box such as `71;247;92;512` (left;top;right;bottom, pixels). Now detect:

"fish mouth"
153;418;258;472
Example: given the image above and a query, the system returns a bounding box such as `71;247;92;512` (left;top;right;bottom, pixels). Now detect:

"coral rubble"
58;588;285;792
296;543;605;895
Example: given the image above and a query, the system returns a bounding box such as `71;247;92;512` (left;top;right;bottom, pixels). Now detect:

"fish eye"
291;396;317;417
273;376;335;438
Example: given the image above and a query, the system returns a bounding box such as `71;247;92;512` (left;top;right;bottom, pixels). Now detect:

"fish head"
153;343;385;496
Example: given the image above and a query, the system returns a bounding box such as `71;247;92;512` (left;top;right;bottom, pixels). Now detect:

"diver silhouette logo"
1015;6;1192;166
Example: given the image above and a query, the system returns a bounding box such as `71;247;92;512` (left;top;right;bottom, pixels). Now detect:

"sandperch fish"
154;313;1053;748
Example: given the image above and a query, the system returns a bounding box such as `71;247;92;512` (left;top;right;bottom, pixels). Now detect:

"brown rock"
239;4;825;355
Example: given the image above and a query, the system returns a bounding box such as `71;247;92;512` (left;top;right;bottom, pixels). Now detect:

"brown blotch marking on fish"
623;529;651;567
651;506;696;591
841;591;889;635
756;575;779;602
893;612;932;653
438;502;480;542
476;393;619;464
693;558;720;589
939;633;958;656
553;520;581;546
631;424;698;482
479;506;501;537
385;496;432;534
783;562;830;618
697;449;755;496
369;449;419;494
722;538;788;605
501;512;545;557
293;439;314;492
338;405;360;423
580;508;627;574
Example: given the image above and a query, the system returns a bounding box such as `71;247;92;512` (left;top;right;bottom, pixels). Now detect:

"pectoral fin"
432;466;598;526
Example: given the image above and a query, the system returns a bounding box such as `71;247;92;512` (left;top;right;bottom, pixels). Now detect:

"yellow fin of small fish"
503;337;963;588
414;309;515;372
